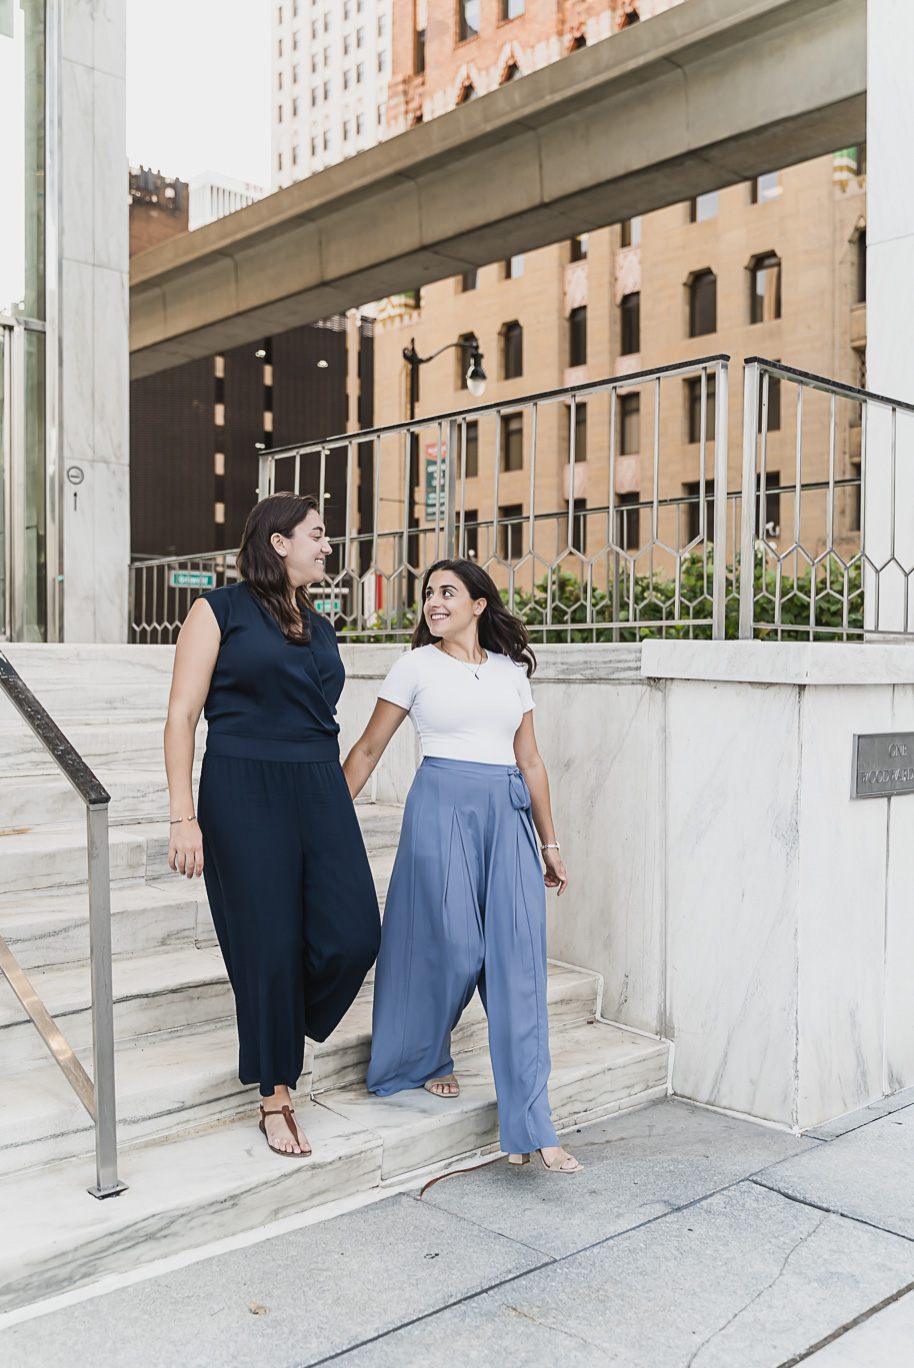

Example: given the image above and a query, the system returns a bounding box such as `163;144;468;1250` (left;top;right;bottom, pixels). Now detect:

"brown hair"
412;559;536;677
236;492;320;643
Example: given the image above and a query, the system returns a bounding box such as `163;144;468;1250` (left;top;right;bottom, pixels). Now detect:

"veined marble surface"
643;639;914;686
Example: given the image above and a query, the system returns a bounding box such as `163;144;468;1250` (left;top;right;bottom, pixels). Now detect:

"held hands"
169;817;204;879
542;848;568;896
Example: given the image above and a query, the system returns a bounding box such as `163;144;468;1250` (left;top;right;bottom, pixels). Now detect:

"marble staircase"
0;646;670;1313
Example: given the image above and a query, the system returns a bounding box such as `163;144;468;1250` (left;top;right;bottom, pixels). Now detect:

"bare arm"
164;598;221;878
342;699;409;800
514;710;568;896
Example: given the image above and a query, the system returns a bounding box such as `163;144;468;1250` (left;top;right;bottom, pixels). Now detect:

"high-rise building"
188;172;266;232
370;0;866;567
271;0;393;189
129;168;189;257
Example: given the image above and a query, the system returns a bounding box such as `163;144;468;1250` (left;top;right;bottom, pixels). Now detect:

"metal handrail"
0;650;126;1199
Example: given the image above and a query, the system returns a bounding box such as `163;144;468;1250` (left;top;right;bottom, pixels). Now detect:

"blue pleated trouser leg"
198;753;381;1097
367;756;559;1155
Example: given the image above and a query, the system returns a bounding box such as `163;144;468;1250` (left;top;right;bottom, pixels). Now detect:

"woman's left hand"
542;848;568;896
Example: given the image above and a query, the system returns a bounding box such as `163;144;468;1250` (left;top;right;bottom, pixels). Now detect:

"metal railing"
739;358;913;640
129;354;913;645
0;651;125;1199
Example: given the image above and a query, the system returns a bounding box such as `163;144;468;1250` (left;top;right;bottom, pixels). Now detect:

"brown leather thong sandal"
259;1103;312;1158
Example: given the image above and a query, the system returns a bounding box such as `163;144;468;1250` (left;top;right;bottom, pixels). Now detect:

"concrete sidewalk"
3;1093;914;1367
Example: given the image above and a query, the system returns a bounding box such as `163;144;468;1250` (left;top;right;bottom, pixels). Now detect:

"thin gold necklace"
439;641;487;679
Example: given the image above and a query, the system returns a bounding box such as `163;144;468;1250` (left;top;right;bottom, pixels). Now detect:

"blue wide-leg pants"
367;756;559;1155
198;751;381;1097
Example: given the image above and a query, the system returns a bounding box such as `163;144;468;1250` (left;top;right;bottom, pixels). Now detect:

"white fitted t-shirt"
377;644;535;765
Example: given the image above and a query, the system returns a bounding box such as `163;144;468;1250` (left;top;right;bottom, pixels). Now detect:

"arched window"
750;253;781;323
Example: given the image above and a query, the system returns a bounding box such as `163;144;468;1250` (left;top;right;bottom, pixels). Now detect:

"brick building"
371;0;867;579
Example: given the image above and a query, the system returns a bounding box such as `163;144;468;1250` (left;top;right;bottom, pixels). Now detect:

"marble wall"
337;639;914;1132
60;0;130;642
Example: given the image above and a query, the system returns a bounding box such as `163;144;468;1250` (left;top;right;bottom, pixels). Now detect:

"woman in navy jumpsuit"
164;493;380;1157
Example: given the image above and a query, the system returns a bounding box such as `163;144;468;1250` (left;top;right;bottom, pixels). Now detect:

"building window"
378;49;387;72
278;4;283;20
462;509;479;558
311;136;318;156
856;230;867;304
311;52;318;71
278;71;283;89
293;29;301;48
621;217;641;247
311;18;318;37
277;151;283;171
459;0;480;42
685;479;715;543
324;45;330;65
504;254;524;279
344;0;351;16
343;119;352;141
293;0;300;11
344;32;352;53
464;420;479;478
568;499;587;553
357;25;365;45
615;493;640;551
416;27;426;73
377;100;386;124
293;96;301;115
292;143;301;164
293;62;301;82
571;401;587;462
690;191;718;222
461;269;478;292
324;80;331;99
323;129;331;151
570;233;588;261
278;103;283;122
687;376;716;443
357;61;365;82
278;37;283;57
344;66;352;88
752;171;780;203
457;81;477;103
758;472;782;540
501;414;524;471
457;332;478;387
501;0;524;16
311;86;319;106
689;270;717;336
619;394;640;454
569;306;587;367
499;504;524;559
620;292;640;355
323;10;330;30
759;375;781;432
502;321;523;379
356;112;365;135
750;253;781;323
378;14;387;35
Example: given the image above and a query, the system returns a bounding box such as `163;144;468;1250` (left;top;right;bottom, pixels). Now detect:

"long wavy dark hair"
237;493;321;643
412;559;536;677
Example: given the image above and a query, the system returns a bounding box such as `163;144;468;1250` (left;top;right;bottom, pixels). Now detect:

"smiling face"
423;569;486;639
271;508;332;589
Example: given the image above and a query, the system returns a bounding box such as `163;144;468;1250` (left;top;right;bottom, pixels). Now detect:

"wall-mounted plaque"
852;733;914;799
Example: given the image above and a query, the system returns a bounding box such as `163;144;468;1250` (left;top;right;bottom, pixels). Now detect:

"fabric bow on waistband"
508;767;532;812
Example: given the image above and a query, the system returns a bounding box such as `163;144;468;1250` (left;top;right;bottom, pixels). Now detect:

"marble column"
60;0;129;642
864;0;914;634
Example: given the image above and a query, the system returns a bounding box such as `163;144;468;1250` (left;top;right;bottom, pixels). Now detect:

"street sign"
169;571;215;589
312;596;343;614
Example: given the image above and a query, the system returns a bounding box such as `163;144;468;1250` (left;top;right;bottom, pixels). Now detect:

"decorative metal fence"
129;354;914;645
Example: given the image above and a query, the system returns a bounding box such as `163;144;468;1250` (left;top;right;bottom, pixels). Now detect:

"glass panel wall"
0;0;48;640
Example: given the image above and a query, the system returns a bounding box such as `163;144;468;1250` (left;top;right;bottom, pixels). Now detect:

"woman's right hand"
169;818;204;879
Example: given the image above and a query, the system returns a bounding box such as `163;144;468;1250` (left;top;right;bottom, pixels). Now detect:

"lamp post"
401;338;486;598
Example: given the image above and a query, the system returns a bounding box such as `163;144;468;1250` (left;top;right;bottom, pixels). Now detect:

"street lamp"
401;338;487;591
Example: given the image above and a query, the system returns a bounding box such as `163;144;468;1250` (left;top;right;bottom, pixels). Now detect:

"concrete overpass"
130;0;865;379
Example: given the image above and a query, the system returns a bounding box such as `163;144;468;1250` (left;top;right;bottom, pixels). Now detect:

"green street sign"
312;597;342;614
169;571;215;589
425;456;445;520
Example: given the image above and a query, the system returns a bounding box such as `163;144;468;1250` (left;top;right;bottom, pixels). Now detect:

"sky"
126;0;272;189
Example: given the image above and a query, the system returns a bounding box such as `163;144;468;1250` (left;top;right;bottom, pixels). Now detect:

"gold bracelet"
170;814;196;825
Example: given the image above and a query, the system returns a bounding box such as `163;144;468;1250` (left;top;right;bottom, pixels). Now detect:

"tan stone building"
370;0;867;596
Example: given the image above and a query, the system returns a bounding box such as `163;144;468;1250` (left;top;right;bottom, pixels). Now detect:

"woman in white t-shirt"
343;559;580;1174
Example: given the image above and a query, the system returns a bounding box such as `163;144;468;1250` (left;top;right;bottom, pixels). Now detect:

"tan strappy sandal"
259;1103;312;1158
423;1075;460;1098
508;1147;582;1173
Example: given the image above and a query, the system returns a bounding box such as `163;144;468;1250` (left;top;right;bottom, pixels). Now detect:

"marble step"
0;1019;669;1313
0;720;182;775
1;644;178;685
0;878;210;972
0;965;601;1176
0;680;172;723
0;767;201;829
0;805;401;894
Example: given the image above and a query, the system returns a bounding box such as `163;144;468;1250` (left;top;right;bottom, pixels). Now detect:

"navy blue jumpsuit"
197;581;381;1097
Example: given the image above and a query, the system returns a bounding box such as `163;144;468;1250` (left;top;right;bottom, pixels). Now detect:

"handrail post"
444;418;459;561
711;359;729;639
86;802;126;1199
739;361;761;639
